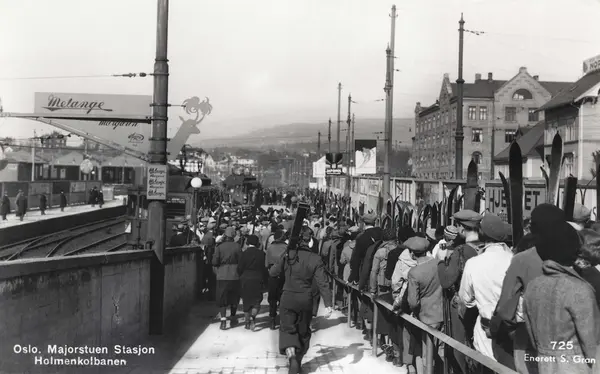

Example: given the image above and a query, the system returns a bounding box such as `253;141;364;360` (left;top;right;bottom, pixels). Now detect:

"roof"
450;80;507;99
494;121;545;163
538;81;574;97
5;150;46;164
539;70;600;111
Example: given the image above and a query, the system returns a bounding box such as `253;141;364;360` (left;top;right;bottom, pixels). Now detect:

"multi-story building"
538;55;600;180
413;68;572;180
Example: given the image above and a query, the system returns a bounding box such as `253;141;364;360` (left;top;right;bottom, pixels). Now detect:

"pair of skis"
540;133;578;220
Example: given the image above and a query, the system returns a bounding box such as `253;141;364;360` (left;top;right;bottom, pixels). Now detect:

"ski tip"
467;159;477;172
552;132;563;147
509;141;522;157
498;171;506;180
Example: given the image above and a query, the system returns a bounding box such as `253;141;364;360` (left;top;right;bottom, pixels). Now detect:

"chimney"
488;72;493;81
443;73;449;79
533;75;539;81
519;67;527;73
475;73;482;81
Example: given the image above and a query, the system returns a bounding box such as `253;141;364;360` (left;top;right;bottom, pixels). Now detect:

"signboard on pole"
147;165;168;200
485;184;545;218
583;54;600;76
325;153;344;176
355;139;377;175
34;92;152;155
312;156;326;178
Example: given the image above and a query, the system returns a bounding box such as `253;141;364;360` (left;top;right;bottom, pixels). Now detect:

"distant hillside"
192;118;414;149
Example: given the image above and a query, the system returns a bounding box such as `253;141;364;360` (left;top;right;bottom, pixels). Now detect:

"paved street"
120;297;398;374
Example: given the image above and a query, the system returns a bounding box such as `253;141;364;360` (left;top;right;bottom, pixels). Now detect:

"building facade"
413;68;571;180
539;57;600;180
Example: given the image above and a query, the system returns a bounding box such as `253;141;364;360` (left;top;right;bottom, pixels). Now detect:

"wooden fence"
328;176;598;220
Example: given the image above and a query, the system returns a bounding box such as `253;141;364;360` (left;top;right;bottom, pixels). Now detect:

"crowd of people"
175;188;600;374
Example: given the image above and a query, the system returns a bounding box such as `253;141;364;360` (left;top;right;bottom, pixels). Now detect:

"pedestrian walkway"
0;199;123;228
119;298;397;374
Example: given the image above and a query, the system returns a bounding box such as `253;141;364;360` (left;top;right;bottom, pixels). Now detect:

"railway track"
1;217;128;261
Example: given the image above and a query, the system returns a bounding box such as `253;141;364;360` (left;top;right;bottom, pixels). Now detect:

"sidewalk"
0;199;123;229
120;297;397;374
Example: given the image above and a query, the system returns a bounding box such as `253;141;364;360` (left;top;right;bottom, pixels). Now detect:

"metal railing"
327;271;518;374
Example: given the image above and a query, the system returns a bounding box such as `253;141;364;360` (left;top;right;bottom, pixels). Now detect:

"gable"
494;71;551;104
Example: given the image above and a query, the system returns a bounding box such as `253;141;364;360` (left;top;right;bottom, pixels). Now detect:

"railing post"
347;287;352;327
372;300;378;356
332;276;337;309
425;332;434;374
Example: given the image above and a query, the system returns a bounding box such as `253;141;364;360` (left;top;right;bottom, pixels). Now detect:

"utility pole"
147;0;169;335
455;13;465;180
351;113;355;163
345;94;352;204
317;131;321;156
382;5;397;206
328;118;332;153
31;129;36;181
336;83;342;153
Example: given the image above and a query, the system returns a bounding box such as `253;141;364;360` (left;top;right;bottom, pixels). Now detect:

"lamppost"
190;176;203;243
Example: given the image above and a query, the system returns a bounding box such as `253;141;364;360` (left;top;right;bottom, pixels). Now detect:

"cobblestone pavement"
121;296;399;374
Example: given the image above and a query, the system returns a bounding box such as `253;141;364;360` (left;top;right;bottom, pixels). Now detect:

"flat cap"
573;203;591;223
348;225;360;233
219;223;228;230
453;209;483;228
480;213;510;242
404;236;430;253
200;217;209;223
362;212;377;225
224;227;236;238
208;217;216;224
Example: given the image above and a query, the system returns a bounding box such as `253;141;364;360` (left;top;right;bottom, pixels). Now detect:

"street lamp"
190;177;203;243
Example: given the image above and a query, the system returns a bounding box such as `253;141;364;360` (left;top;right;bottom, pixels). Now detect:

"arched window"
472;151;483;165
513;89;532;100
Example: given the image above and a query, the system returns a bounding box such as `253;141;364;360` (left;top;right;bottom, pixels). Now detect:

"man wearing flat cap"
405;236;444;368
568;203;592;231
212;226;243;330
458;213;514;364
437;209;484;374
349;212;383;284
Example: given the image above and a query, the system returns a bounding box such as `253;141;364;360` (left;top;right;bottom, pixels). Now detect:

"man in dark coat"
1;192;10;220
168;224;188;247
212;227;242;330
349;212;383;283
437;209;483;374
237;234;266;331
16;190;27;221
59;191;67;212
97;190;104;208
269;226;333;374
39;193;47;215
265;230;288;329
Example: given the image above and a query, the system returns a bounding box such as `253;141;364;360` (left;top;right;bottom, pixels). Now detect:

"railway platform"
0;198;124;229
117;298;395;374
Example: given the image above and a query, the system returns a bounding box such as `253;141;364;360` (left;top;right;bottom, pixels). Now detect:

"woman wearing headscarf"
238;234;266;331
523;204;600;374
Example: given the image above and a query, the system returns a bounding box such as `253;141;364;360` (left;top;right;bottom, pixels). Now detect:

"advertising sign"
354;139;377;175
147;165;168;200
34;92;152;155
486;185;545;217
312;156;326;178
583;54;600;76
325;153;344;176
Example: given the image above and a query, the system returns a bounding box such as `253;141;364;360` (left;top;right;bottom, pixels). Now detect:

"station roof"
494;121;545;163
538;70;600;111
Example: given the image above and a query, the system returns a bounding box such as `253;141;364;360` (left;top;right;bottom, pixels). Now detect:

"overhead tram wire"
0;72;152;81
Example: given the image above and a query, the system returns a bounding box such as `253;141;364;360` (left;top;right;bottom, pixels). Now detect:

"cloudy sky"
0;0;598;143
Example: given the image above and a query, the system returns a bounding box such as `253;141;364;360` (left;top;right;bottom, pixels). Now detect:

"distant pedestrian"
59;191;67;212
39;193;47;215
97;190;104;208
16;190;27;221
1;192;10;220
212;227;242;330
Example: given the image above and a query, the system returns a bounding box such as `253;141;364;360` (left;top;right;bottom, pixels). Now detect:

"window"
505;129;517;143
505;107;516;121
468;106;477;120
472;128;483;142
452;109;457;122
472;152;482;165
479;107;488;121
528;108;539;122
513;89;532;100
